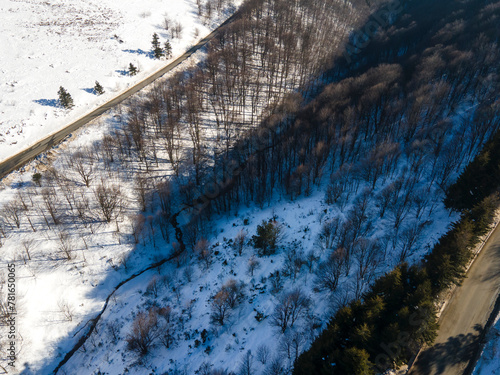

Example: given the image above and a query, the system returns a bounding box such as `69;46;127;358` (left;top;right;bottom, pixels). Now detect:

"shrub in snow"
254;309;266;322
128;63;138;76
94;81;105;95
32;172;42;186
126;308;160;355
256;344;270;364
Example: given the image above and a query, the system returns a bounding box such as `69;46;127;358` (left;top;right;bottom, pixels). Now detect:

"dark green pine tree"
94;81;105;95
57;86;74;109
252;220;281;256
129;63;138;76
164;40;173;59
152;33;164;59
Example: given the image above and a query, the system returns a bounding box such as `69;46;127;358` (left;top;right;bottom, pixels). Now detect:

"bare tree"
58;230;74;260
283;245;305;280
210;279;244;325
314;248;347;293
352;239;381;299
94;182;123;223
163;15;172;32
305;250;318;273
398;221;429;263
271;288;310;333
247;256;261;276
317;218;340;251
22;239;36;261
146;276;161;298
126;308;161;355
70;148;95;187
195;238;212;270
210;287;232;326
264;357;285;375
134;175;150;212
234;229;247;256
42;187;61;225
158;306;176;349
239;350;254;375
1;201;23;228
130;214;146;244
172;21;184;39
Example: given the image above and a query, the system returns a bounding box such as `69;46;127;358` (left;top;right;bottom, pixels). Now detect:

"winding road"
408;223;500;375
0;12;240;180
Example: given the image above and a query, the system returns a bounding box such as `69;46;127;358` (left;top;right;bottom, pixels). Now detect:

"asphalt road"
409;223;500;375
0;12;239;180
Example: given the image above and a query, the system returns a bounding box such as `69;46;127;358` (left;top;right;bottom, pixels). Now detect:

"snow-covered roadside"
474;312;500;375
0;0;239;162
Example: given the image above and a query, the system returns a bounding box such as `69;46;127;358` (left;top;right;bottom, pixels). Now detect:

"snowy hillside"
0;0;239;162
57;190;454;375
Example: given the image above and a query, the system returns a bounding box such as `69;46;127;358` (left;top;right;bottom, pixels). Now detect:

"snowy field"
0;0;238;162
474;312;500;375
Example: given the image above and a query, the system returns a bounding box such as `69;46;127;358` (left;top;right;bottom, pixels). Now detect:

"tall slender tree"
152;33;164;59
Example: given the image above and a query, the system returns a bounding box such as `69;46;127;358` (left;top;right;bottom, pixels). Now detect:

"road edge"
406;210;500;374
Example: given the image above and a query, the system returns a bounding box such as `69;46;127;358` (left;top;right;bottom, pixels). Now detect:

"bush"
126;308;160;355
129;63;138;76
94;81;105;95
32;173;42;186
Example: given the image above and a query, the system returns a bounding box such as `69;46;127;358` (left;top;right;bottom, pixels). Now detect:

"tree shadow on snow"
122;48;154;59
33;99;59;107
115;69;129;76
82;88;96;95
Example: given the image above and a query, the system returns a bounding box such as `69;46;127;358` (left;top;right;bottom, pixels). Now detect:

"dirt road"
409;223;500;375
0;12;239;180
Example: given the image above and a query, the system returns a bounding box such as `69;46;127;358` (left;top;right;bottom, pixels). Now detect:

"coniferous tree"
252;220;282;256
152;33;164;59
129;63;138;76
164;40;173;59
32;173;42;187
94;81;105;95
57;86;74;109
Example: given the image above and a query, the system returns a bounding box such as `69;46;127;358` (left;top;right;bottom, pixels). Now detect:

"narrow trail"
52;208;188;374
51;255;174;374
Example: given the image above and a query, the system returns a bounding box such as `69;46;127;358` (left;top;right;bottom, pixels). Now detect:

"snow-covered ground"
474;312;500;375
0;106;456;374
0;1;490;373
0;0;238;162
